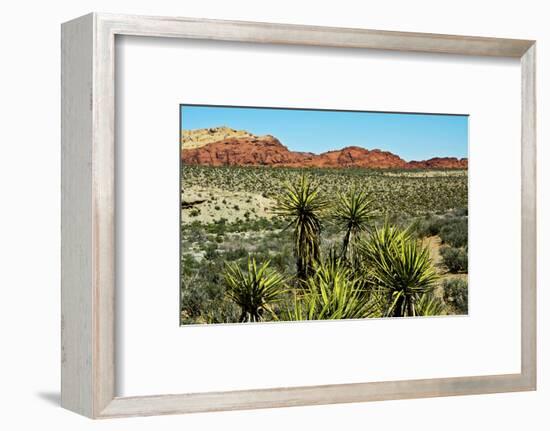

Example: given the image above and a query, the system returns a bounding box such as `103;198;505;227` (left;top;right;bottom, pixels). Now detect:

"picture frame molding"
61;12;537;419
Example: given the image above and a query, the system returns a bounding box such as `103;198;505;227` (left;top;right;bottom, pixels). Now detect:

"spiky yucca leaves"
415;293;445;316
333;187;375;264
224;258;287;323
273;174;330;280
359;223;439;317
286;258;379;321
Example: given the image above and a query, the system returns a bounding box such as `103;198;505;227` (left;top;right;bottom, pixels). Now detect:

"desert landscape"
180;111;468;325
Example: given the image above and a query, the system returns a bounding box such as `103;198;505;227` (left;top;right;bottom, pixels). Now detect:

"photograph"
180;105;469;324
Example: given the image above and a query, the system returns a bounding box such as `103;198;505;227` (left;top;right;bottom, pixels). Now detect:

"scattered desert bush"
413;211;467;247
203;244;219;261
440;245;468;273
223;247;249;261
180;273;241;324
442;278;468;314
180;276;210;319
180;169;468;324
439;218;468;247
183;165;467;217
451;207;468;217
414;215;446;237
180;253;199;277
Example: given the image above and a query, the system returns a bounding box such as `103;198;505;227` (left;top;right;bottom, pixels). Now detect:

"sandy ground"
181;186;276;224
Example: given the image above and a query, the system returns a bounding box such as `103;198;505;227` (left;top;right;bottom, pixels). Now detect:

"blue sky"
180;105;468;161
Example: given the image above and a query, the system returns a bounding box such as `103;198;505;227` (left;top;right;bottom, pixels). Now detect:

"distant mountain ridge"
182;126;261;149
181;127;468;169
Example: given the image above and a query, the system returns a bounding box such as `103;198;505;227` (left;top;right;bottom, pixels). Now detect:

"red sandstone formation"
181;130;467;169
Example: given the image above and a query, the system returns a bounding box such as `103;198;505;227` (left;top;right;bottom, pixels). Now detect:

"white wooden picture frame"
61;12;536;418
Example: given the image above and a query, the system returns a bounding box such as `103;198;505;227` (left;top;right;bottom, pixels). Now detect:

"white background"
0;0;548;429
118;37;521;396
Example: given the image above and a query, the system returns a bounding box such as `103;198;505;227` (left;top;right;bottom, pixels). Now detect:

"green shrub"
180;254;199;277
440;245;468;273
185;226;206;243
423;217;445;236
201;300;241;324
180;277;240;325
205;219;227;235
442;278;468;314
224;247;248;261
203;243;219;260
180;279;209;318
270;247;294;273
439;218;468;247
452;207;468;217
414;213;468;245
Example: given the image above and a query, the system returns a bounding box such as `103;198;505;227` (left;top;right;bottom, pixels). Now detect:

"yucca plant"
333;187;375;264
286;258;379;321
358;223;439;317
223;257;287;323
415;293;445;316
273;174;330;280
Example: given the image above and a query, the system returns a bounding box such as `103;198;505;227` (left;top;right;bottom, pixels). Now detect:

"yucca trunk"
296;257;307;282
389;294;415;317
239;309;262;323
341;229;352;262
296;235;320;281
341;229;361;269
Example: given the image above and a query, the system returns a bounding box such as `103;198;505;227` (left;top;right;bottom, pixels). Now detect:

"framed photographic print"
61;13;536;418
